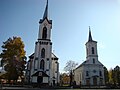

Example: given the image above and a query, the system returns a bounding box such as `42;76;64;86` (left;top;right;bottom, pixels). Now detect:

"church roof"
74;60;104;70
28;53;58;60
29;53;34;59
52;53;58;60
32;71;49;77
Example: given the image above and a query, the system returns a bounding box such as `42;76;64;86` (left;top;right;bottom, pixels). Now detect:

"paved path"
1;87;118;90
1;87;68;90
2;86;29;90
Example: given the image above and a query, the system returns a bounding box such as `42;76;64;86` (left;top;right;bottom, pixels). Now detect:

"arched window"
99;71;102;76
41;48;45;58
86;71;89;76
34;60;37;70
93;58;95;64
42;27;47;39
40;60;44;70
87;48;89;55
92;47;94;54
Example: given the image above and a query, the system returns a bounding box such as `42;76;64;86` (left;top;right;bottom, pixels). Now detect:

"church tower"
26;0;60;86
74;26;105;86
86;26;98;63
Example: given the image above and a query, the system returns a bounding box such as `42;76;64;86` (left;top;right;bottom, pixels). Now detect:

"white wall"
43;77;49;83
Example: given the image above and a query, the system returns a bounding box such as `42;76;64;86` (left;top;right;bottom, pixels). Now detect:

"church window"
40;60;45;70
41;48;45;58
42;27;47;39
100;78;103;85
86;71;89;76
93;58;95;64
34;60;37;70
93;70;96;73
35;57;38;60
92;47;94;54
99;71;102;76
87;48;88;55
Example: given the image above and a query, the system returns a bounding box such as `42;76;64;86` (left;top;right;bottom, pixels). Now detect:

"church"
25;0;59;86
74;27;105;86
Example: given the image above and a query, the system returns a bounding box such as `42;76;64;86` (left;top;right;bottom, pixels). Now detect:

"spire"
43;0;48;19
88;26;93;42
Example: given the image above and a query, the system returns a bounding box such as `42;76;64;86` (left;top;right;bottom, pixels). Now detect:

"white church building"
25;0;59;86
74;27;105;86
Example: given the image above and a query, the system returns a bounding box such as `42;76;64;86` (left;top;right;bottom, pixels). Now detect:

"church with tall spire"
74;27;105;86
25;0;59;86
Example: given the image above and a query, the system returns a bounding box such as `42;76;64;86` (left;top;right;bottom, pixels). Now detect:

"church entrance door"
37;76;43;84
86;79;90;85
93;77;97;85
53;80;55;86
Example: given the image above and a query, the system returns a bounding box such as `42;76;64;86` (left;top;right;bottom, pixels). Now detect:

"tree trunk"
70;70;73;86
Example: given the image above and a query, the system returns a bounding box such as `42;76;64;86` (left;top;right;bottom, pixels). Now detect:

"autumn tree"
108;68;114;85
0;37;26;83
60;73;70;86
64;60;78;86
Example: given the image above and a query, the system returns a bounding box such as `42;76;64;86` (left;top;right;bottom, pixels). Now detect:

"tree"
59;73;70;86
114;65;120;86
0;37;26;83
64;60;78;86
104;67;109;85
108;68;114;85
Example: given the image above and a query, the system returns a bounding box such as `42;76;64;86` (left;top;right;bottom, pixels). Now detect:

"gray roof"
75;60;105;70
52;53;58;60
29;52;58;60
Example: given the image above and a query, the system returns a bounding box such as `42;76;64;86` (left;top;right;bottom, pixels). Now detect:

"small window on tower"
42;27;47;39
34;60;37;70
40;60;45;70
87;48;88;55
86;71;89;76
92;47;94;54
41;48;45;58
99;71;102;76
93;58;95;64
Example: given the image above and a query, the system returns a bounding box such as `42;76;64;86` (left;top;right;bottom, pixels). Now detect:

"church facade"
25;0;59;86
74;27;105;86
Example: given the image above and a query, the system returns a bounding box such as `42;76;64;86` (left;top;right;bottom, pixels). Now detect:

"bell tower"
38;0;52;40
85;26;98;63
32;0;53;85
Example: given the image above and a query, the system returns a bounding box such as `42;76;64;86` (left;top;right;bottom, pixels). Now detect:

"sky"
0;0;120;73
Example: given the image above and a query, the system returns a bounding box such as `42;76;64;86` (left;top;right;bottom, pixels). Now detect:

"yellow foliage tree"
0;37;26;83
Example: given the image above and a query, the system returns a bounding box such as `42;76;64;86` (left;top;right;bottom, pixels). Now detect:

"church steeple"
88;26;93;42
43;0;48;19
86;27;98;60
39;0;52;24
